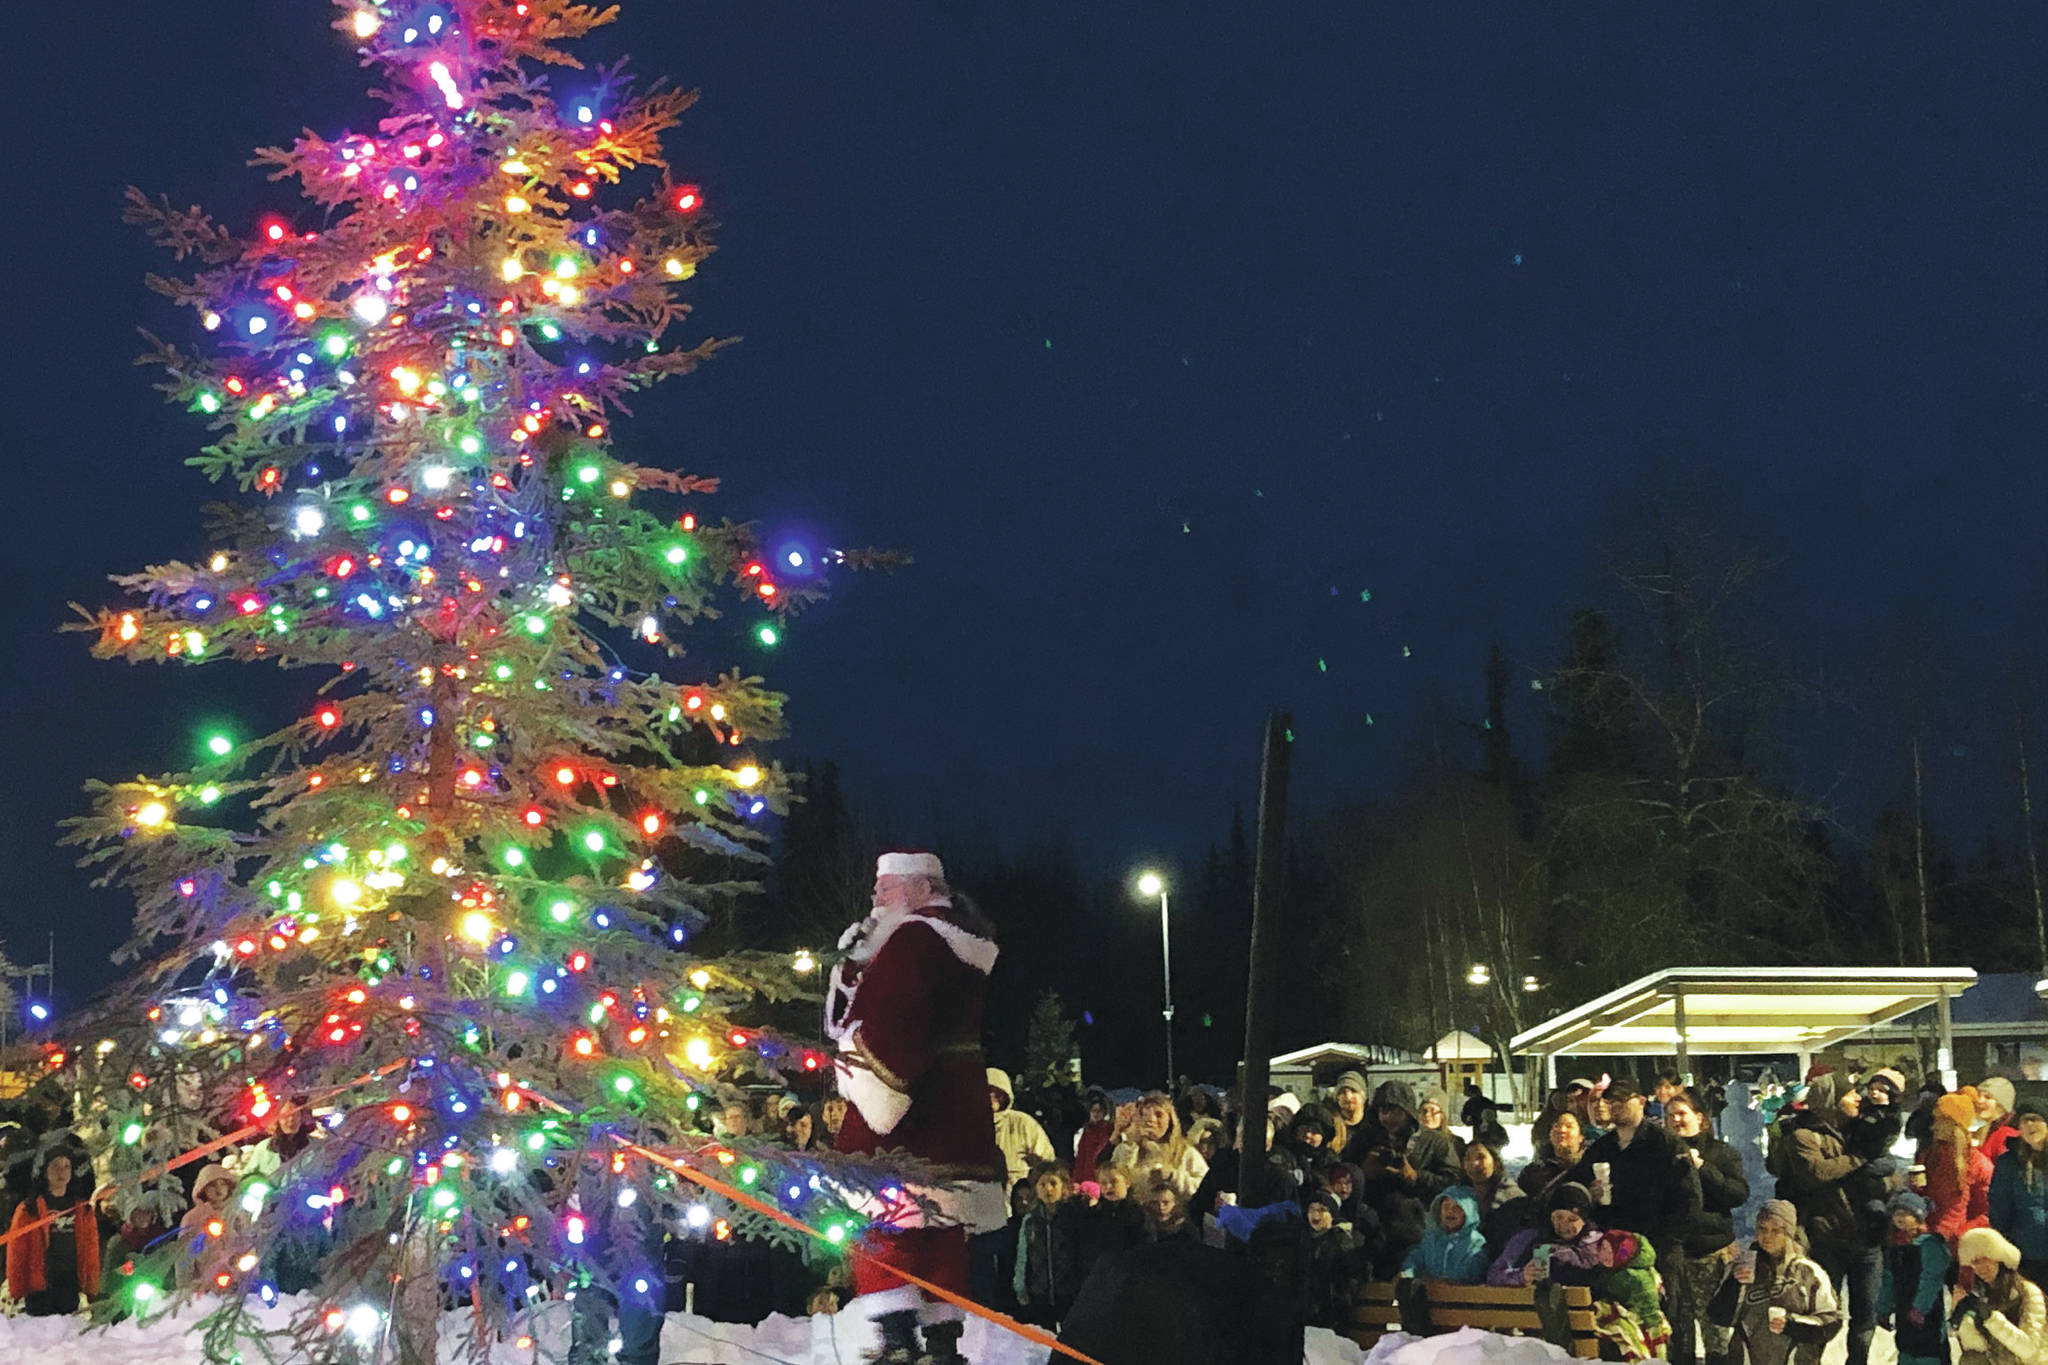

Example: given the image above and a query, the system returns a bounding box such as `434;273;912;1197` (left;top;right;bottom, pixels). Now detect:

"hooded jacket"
1401;1187;1491;1283
1878;1228;1951;1361
1775;1074;1883;1255
988;1068;1057;1192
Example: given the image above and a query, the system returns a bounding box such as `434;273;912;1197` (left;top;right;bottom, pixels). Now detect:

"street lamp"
1134;871;1174;1088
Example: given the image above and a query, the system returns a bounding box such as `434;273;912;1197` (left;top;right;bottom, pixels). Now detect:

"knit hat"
1887;1190;1932;1221
1269;1092;1302;1120
1934;1088;1980;1129
1305;1189;1341;1218
1333;1071;1369;1098
1980;1077;2017;1118
1292;1108;1335;1142
1959;1226;2023;1272
1548;1182;1595;1218
1803;1072;1842;1115
1867;1067;1908;1100
2017;1098;2048;1124
1757;1199;1798;1232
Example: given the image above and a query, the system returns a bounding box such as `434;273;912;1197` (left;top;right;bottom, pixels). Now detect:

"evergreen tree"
50;2;892;1353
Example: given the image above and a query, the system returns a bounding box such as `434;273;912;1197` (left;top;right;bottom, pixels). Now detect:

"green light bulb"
663;545;689;566
205;734;233;757
582;830;605;853
757;625;779;647
525;616;547;636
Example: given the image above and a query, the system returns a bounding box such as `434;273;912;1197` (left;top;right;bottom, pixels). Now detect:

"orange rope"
508;1081;1103;1365
613;1135;1105;1365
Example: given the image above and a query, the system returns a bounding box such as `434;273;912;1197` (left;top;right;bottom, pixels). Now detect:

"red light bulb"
672;184;703;213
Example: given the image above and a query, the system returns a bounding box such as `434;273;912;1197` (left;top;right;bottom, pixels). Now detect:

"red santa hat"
876;850;944;879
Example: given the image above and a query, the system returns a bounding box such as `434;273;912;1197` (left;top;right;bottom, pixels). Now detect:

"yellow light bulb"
684;1037;714;1069
500;160;530;175
500;256;523;282
505;195;531;214
461;911;493;943
351;10;381;38
209;553;230;572
734;765;761;789
558;285;580;305
689;969;711;990
330;878;362;907
135;801;169;827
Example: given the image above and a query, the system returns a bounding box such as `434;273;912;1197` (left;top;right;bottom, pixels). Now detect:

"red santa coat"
827;900;1007;1233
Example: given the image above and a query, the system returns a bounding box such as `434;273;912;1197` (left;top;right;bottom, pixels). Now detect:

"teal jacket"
1401;1188;1491;1284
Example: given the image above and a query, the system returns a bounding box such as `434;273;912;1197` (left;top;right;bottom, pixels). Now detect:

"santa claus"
826;851;1006;1364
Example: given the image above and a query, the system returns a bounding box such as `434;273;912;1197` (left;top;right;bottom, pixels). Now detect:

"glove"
1864;1156;1905;1179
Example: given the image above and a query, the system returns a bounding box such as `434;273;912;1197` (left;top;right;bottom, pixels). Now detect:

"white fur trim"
877;852;944;879
836;1056;912;1136
856;1285;925;1318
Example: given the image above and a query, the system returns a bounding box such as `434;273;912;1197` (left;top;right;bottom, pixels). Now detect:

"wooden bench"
1349;1280;1600;1358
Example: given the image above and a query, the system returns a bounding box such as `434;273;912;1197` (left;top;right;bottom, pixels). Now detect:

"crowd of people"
13;1043;2048;1365
969;1062;2048;1365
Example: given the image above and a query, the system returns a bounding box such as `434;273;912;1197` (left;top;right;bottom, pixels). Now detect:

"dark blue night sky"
6;3;2045;995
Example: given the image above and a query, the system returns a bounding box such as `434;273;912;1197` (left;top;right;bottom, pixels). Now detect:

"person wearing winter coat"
1300;1190;1363;1328
1357;1079;1463;1273
1400;1187;1491;1284
1572;1077;1704;1255
1459;1142;1527;1257
1521;1111;1591;1211
1927;1089;1994;1248
1877;1191;1950;1365
1012;1162;1084;1328
1846;1069;1908;1162
1954;1226;2048;1365
1591;1229;1671;1362
1416;1086;1468;1163
1329;1071;1375;1166
1071;1088;1116;1186
1489;1183;1655;1354
4;1148;100;1315
989;1068;1057;1192
1139;1176;1200;1245
1106;1092;1208;1199
1771;1071;1886;1365
1989;1101;2048;1285
1667;1090;1752;1365
1710;1199;1843;1365
1980;1080;2022;1164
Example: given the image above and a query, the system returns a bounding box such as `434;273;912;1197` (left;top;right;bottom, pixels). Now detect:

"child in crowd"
1591;1229;1669;1361
1305;1190;1365;1330
1709;1198;1841;1365
1878;1191;1950;1365
1013;1161;1084;1328
1142;1177;1198;1244
4;1147;99;1315
178;1163;242;1290
1401;1188;1490;1284
98;1191;170;1312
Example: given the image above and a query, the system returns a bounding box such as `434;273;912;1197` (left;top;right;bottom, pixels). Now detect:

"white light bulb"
294;507;326;536
352;294;389;325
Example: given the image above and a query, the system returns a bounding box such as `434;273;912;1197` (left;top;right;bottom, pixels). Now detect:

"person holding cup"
1708;1199;1842;1365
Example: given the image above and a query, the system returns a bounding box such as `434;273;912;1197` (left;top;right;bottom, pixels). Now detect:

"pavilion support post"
1936;988;1957;1088
1674;993;1690;1084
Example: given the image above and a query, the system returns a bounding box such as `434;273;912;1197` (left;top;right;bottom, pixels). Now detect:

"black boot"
867;1308;922;1364
920;1319;967;1365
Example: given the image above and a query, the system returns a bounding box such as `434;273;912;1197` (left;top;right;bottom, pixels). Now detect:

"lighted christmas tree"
50;0;896;1356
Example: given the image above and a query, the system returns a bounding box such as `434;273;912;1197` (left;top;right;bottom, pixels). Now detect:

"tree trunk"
1912;733;1933;966
2018;699;2048;974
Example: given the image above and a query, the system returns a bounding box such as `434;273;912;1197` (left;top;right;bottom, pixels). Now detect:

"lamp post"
1135;871;1174;1089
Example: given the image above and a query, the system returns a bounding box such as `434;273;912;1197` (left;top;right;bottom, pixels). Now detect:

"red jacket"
1926;1140;1993;1247
828;902;1005;1227
6;1192;102;1302
1074;1120;1116;1185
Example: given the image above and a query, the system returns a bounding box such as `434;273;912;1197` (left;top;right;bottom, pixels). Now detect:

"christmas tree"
49;0;896;1355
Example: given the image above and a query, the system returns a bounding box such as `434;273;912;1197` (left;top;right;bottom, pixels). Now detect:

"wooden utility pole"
1236;712;1292;1206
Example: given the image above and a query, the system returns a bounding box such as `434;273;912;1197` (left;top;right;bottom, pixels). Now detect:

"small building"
1827;972;2048;1080
1268;1040;1428;1102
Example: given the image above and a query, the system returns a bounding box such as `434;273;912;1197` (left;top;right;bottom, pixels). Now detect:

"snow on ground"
0;1294;1369;1364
